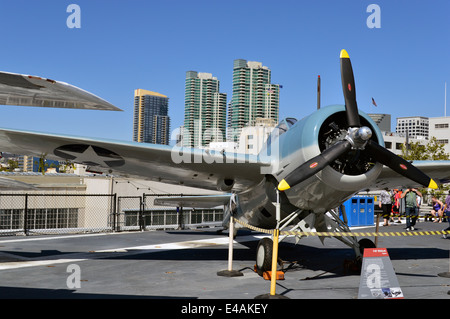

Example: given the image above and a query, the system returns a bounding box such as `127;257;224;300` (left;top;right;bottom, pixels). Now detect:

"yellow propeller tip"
340;49;349;59
278;179;291;191
428;179;438;189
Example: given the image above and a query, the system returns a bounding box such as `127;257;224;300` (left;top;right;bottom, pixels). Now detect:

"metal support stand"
255;190;289;299
217;214;243;277
374;212;380;247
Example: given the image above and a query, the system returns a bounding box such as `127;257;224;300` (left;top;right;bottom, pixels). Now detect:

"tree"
401;136;450;200
401;136;449;161
6;159;18;172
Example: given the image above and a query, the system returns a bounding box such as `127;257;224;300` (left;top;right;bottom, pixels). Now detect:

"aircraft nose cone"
356;126;372;141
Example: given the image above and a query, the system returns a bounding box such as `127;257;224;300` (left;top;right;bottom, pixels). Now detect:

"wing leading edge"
0;128;270;192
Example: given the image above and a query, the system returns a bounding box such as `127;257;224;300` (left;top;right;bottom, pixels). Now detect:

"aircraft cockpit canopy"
275;117;298;135
263;118;298;154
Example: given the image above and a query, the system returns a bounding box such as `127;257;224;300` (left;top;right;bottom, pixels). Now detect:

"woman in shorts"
430;196;444;223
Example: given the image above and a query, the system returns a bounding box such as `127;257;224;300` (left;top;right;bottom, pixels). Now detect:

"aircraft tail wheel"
358;238;376;255
256;237;273;276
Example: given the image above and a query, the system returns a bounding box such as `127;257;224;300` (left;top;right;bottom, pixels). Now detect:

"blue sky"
0;0;449;142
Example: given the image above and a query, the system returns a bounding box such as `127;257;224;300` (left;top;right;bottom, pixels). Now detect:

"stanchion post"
217;215;243;277
227;218;235;271
256;190;289;299
270;228;280;295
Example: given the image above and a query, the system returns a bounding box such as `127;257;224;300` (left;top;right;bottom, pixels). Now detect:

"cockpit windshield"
262;117;298;155
275;117;298;135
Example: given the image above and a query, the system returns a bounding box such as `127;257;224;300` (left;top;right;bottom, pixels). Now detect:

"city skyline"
0;1;449;143
180;59;279;148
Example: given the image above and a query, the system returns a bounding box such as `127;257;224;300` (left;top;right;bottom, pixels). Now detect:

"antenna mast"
317;75;321;109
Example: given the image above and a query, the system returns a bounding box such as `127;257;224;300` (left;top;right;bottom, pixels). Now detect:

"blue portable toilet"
339;196;374;226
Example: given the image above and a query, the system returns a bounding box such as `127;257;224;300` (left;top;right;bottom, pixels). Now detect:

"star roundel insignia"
54;144;125;168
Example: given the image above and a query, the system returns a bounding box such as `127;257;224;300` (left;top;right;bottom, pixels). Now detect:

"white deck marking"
0;234;265;270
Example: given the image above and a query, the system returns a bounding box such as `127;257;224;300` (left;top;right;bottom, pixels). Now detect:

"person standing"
416;191;423;221
443;191;450;239
401;188;422;231
378;188;393;226
392;189;402;223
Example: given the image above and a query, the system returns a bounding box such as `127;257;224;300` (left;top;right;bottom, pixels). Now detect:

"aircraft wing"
0;71;122;111
370;160;450;189
0;128;269;192
153;194;232;208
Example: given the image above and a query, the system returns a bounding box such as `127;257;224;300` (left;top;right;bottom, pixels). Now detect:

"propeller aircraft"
0;50;449;276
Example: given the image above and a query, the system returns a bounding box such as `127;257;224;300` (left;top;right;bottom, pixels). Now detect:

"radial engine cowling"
274;105;384;211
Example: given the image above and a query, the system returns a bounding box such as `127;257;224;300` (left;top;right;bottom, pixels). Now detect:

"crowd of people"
378;188;450;237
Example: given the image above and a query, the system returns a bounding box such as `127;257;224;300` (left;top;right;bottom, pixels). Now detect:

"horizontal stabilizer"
0;71;122;111
154;194;231;208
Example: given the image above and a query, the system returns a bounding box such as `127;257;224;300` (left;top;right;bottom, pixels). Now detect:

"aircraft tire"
256;237;273;276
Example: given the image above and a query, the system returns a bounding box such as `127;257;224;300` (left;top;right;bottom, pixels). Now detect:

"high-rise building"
183;71;227;148
396;116;429;139
229;59;280;141
133;89;170;145
368;113;391;132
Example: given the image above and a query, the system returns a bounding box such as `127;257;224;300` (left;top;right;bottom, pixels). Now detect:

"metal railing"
115;194;223;231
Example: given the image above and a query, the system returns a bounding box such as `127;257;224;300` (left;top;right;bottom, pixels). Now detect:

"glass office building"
229;59;279;141
133;89;170;145
183;71;227;148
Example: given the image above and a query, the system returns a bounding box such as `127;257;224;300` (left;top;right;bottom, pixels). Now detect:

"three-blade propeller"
278;50;438;191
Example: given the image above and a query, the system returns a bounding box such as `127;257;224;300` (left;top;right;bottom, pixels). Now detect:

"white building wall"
429;117;450;154
381;132;426;155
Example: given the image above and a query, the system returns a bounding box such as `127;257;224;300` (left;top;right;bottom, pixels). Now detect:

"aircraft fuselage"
230;104;384;230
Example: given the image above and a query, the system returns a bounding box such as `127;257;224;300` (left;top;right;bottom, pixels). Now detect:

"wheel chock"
253;265;284;280
262;271;284;281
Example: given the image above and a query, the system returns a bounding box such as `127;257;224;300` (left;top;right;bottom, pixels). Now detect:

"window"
0;208;79;230
435;123;449;129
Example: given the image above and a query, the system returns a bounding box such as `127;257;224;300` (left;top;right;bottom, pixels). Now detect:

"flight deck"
0;220;448;300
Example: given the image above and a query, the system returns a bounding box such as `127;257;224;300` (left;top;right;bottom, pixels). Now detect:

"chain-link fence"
0;193;224;236
0;194;116;236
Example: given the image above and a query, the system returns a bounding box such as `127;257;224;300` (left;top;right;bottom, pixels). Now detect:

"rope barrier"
232;217;450;238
